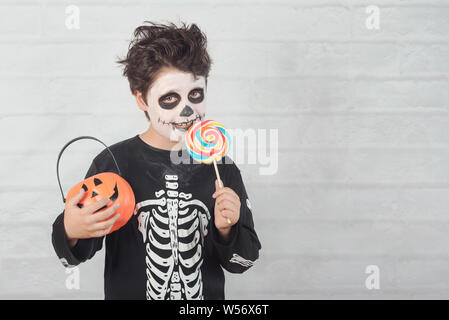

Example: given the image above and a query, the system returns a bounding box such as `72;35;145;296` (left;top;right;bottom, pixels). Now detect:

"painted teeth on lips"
172;116;200;129
173;120;193;129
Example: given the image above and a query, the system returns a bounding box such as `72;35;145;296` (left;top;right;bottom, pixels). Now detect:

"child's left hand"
212;179;241;231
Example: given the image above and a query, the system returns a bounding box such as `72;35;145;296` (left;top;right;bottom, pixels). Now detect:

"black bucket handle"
56;136;121;203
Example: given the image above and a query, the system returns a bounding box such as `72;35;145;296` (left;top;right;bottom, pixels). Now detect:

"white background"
0;0;449;299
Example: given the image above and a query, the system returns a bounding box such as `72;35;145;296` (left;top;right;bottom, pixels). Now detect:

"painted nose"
180;105;194;117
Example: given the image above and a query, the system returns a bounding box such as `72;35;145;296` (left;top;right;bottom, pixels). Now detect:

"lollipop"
185;120;232;223
185;120;230;165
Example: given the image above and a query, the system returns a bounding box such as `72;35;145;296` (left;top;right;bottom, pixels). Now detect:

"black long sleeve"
210;166;262;274
50;135;262;299
51;160;105;268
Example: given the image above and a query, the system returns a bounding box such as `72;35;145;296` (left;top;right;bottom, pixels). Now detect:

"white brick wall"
0;0;448;299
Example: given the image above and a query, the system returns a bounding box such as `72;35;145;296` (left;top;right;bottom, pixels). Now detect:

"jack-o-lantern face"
66;172;135;233
77;177;118;210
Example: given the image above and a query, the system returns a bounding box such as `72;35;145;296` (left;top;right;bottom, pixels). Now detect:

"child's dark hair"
117;22;212;121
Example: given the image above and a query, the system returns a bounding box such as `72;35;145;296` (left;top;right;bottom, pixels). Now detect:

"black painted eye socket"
159;92;181;109
188;88;204;104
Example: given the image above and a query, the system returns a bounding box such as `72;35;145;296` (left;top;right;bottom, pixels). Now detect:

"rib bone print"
134;174;211;300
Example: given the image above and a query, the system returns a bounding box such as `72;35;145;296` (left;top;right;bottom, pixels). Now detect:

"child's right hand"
63;189;121;247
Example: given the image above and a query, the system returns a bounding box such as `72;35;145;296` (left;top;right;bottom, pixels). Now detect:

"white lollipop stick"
213;158;231;224
213;158;223;188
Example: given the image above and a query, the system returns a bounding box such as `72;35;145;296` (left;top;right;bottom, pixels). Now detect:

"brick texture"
0;0;448;299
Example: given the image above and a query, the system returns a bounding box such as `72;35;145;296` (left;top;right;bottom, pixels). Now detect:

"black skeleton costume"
52;135;261;299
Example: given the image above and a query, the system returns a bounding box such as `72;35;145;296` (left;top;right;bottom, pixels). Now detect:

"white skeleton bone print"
134;174;211;300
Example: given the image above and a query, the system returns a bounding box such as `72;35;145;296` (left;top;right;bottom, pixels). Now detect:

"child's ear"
134;90;148;111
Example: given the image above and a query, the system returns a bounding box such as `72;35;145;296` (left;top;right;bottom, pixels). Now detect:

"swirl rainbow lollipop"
185;120;230;165
185;120;232;223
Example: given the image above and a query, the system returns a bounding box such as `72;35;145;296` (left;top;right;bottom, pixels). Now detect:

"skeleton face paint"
145;70;207;142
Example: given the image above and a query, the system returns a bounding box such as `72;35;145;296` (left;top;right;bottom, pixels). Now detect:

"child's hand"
63;189;121;247
212;179;241;235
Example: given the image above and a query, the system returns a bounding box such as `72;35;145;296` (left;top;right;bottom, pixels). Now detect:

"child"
52;22;261;300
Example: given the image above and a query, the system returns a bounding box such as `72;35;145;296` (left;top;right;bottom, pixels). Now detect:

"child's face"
145;67;207;142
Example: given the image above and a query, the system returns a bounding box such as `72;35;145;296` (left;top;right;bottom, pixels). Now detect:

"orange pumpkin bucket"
57;136;135;234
